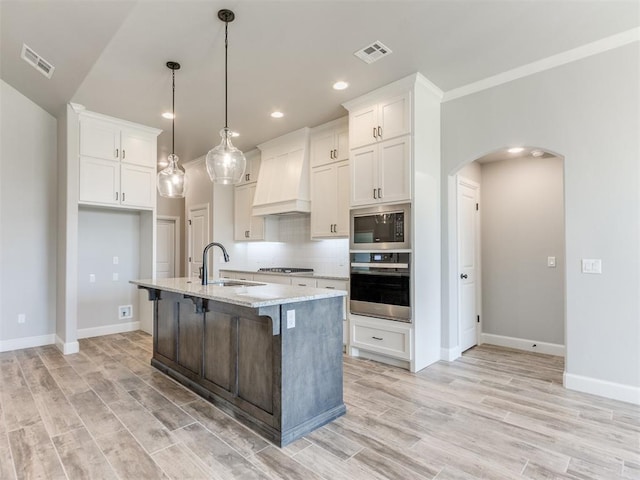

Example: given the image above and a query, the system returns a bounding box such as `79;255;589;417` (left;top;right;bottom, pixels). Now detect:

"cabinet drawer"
252;273;290;285
291;277;317;288
350;318;411;360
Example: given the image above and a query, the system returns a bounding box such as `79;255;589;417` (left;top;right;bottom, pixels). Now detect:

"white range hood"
253;127;311;216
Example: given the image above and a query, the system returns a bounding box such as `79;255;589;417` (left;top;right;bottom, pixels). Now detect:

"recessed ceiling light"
508;147;525;154
333;81;349;91
270;111;284;119
531;149;544;157
162;112;174;119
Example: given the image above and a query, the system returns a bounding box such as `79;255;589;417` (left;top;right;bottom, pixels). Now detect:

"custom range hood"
252;127;311;216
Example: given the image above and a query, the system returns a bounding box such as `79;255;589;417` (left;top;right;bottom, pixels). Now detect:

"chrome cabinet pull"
122;149;126;159
115;148;119;158
372;336;383;341
373;189;377;199
115;192;118;201
122;192;125;202
377;126;382;137
378;187;382;198
372;127;377;139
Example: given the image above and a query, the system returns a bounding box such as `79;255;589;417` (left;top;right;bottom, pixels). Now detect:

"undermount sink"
207;279;266;287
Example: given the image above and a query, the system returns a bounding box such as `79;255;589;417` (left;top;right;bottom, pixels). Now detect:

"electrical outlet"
112;272;119;281
18;314;26;324
118;305;132;319
286;310;295;329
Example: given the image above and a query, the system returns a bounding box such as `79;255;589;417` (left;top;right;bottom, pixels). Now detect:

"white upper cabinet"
234;183;276;241
236;148;261;186
310;160;349;238
78;114;160;209
349;93;410;149
310;117;349;168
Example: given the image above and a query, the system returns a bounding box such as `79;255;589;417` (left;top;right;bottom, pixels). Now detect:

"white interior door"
458;177;480;352
156;218;177;279
187;205;209;280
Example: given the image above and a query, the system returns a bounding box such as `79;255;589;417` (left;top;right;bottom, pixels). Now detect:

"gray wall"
0;80;58;343
442;43;639;389
77;207;140;330
480;156;564;345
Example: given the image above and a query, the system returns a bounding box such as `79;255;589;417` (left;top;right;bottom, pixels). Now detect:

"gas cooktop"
257;267;314;274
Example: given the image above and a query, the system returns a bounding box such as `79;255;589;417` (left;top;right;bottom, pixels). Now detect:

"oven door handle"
350;262;409;269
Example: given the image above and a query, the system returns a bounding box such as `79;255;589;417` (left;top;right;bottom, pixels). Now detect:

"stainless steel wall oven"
350;252;411;322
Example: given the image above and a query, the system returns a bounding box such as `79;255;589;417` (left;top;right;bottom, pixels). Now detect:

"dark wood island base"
139;287;346;447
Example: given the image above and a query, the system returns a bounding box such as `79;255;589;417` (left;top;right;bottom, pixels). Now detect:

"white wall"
442;43;639;402
0;80;58;349
480;156;564;346
77;207;140;333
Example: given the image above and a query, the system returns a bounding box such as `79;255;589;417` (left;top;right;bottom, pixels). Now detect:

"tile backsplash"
226;215;349;276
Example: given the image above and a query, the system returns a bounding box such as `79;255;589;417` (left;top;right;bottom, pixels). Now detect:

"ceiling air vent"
354;41;392;64
21;44;55;79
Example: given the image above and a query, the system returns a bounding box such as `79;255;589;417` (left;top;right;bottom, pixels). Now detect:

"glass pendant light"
205;9;246;185
157;61;187;198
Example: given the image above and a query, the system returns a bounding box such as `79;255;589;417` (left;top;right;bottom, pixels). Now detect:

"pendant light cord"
224;19;228;129
172;68;176;155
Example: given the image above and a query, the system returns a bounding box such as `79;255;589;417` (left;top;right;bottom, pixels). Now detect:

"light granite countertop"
131;277;347;308
219;268;349;282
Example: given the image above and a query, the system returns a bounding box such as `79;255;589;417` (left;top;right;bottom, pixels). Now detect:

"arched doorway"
449;146;566;358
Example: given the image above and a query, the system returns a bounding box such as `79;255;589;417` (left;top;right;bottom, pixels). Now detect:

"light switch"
113;256;119;265
547;256;556;268
89;274;96;283
582;259;602;274
112;273;119;281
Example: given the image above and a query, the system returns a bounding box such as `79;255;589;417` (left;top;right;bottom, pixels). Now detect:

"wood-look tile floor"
1;332;638;480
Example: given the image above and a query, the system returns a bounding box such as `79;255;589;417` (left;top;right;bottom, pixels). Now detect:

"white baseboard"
564;372;640;405
480;333;565;357
441;346;462;362
0;334;55;352
55;336;79;355
77;321;141;339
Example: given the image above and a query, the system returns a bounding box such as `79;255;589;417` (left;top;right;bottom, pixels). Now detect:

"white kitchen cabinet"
350;315;412;361
310;117;349;168
236;148;261;186
252;273;291;285
310;160;349;238
349;93;410;150
234;183;277;241
219;271;254;281
78;115;158;209
350;135;410;207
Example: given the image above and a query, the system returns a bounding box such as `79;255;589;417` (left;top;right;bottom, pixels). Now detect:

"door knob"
460;273;468;279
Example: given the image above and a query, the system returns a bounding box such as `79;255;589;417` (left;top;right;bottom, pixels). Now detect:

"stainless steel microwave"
350;203;411;250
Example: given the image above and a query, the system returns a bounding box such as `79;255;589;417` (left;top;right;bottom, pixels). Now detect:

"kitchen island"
131;277;347;447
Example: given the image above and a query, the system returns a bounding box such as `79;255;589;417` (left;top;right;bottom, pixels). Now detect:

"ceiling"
2;1;638;166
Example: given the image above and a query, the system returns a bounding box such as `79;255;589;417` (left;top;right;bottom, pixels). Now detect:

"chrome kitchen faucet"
201;242;230;285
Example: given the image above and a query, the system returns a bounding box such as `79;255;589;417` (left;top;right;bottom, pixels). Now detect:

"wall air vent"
354;41;392;64
21;44;55;79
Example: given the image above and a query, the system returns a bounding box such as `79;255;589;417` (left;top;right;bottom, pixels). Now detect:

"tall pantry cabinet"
343;73;443;373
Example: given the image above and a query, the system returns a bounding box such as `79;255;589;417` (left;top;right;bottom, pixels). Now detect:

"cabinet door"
350;104;378;149
335;160;350;236
79;157;119;205
350;144;378;207
310;129;336;168
121;164;155;208
247;184;266;240
238;149;261;185
335;127;350;162
310;164;337;238
379;93;410;142
80;117;120;161
121;128;156;167
234;184;252;240
177;303;203;375
203;311;235;393
378;135;411;204
237;315;274;414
